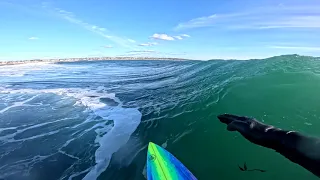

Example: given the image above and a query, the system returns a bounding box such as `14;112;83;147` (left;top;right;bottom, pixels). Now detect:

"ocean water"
1;55;320;180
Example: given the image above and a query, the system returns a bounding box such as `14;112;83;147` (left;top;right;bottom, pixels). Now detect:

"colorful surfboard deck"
147;142;197;180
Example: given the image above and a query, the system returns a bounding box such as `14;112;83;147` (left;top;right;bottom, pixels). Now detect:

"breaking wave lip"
0;86;142;180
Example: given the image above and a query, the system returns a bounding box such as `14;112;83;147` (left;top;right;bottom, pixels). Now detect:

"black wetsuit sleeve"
269;130;320;177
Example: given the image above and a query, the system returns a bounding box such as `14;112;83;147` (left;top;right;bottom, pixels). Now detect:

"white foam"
161;140;168;148
59;149;80;160
83;107;141;180
0;62;55;77
0;95;39;114
66;168;91;180
0;62;90;78
0;86;142;179
110;136;144;167
304;122;312;126
0;154;54;177
0;117;74;143
172;129;193;144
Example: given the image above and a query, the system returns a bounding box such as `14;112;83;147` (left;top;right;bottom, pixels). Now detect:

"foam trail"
83;106;142;180
59;149;80;160
0;117;73;142
172;129;193;144
0;95;38;114
67;168;91;180
111;136;145;167
0;86;142;179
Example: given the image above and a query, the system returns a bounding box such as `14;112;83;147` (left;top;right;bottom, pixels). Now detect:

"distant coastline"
0;56;189;66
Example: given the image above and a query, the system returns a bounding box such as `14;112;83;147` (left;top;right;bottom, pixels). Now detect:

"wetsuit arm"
217;114;320;177
271;130;320;177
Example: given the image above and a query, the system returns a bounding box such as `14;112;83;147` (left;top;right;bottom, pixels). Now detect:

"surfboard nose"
148;142;156;148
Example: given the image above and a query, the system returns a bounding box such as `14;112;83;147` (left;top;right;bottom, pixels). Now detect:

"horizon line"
0;53;317;64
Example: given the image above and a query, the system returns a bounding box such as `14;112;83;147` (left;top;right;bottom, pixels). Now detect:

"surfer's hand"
217;114;287;150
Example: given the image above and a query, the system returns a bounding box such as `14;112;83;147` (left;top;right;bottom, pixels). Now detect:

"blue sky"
1;0;320;60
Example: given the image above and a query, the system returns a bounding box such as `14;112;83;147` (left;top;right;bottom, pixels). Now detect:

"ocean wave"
1;55;320;179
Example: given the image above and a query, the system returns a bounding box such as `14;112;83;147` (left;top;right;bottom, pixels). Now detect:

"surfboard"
147;142;197;180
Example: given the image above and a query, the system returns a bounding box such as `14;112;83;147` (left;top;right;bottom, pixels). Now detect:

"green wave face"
138;55;320;180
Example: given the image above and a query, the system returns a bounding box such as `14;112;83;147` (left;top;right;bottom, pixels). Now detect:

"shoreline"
0;56;189;66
